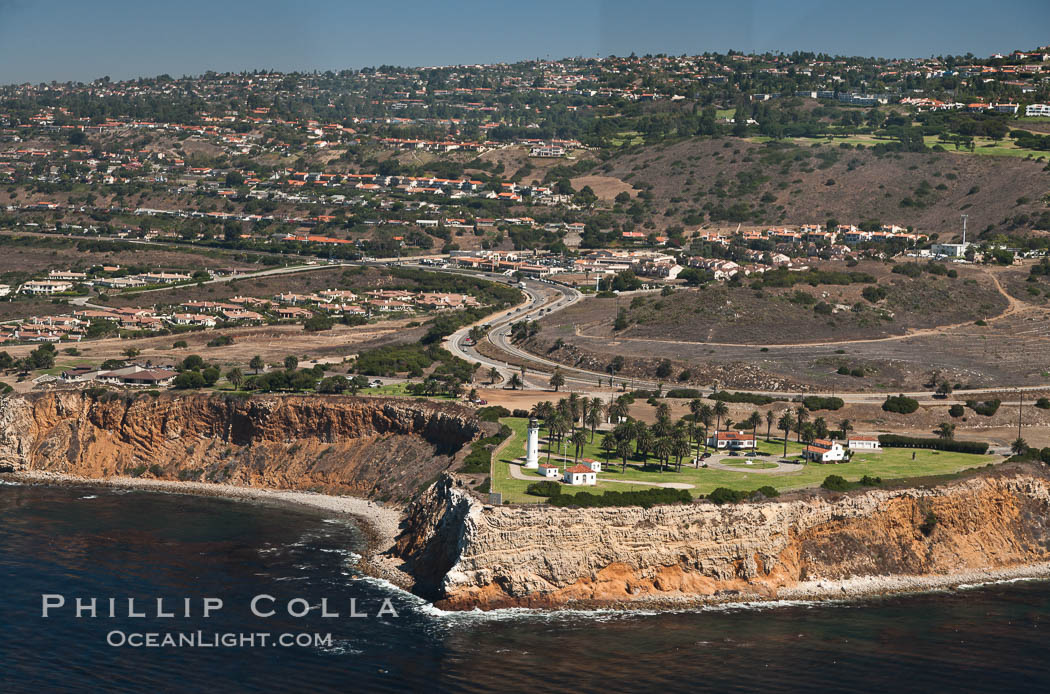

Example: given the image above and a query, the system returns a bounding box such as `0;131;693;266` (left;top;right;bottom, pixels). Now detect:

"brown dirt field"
570;175;636;201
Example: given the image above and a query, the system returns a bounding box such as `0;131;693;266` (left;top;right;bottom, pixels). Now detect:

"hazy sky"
0;0;1047;83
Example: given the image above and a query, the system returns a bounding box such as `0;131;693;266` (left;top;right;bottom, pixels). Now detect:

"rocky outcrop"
395;467;1050;609
0;391;480;502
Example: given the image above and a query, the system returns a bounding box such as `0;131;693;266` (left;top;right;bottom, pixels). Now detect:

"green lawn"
490;418;1000;505
366;383;457;399
721;460;778;470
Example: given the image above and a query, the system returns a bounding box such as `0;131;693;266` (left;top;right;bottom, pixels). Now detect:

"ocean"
2;481;1048;693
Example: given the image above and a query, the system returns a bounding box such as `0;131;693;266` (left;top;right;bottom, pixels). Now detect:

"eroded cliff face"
396;469;1050;609
0;391;480;501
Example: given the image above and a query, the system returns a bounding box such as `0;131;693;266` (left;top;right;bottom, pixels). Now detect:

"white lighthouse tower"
525;418;540;469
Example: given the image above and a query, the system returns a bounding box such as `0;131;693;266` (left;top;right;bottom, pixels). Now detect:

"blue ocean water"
1;481;1048;693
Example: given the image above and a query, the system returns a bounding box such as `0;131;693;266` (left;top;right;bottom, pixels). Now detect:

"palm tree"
615;438;633;473
549;368;565;392
698;404;713;454
795;405;809;442
747;411;762;445
1012;437;1029;456
778;411;796;457
608;398;629;424
813;416;828;439
545;411;567;463
839;419;853;440
656;402;671;420
636;425;654;463
586;398;604;442
249;355;264;374
652;436;673;472
713;400;729;436
531;400;554;421
488;366;500;385
936;422;956;440
765;409;775;441
600;433;617;467
508;373;523;390
570;429;588;464
567;392;581;429
672;429;691;471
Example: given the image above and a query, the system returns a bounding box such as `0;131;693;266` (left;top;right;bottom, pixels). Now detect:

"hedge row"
546;487;692;508
709;390;785;406
878;434;989;455
803;396;844;411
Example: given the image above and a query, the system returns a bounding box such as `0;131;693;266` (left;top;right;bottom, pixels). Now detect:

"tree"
226;368;244;389
549;368;565;392
712;400;729;436
123;347;140;359
935;381;953;398
570;429;588;464
765;409;775;442
508;373;523;390
249;355;264;374
672;435;692;472
317;376;348;394
936;422;956;440
615;437;633;474
201;366;220;386
181;354;205;371
600;433;617;467
652;436;673;472
795;405;809;442
1011;438;1029;456
547;411;569;463
586;398;604;442
488;366;500;384
839;419;853;440
778;411;796;457
172;371;206;389
635;424;654;462
346;375;369;395
284;355;299;371
747;411;762;444
608;398;629;424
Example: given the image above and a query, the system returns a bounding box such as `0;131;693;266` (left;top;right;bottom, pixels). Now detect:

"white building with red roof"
564;464;597;485
707;430;756;450
803;439;846;463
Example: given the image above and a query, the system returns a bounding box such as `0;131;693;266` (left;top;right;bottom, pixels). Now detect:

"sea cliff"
395;467;1050;610
0;391;480;502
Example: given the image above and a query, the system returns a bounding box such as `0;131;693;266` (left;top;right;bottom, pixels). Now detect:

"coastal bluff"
396;468;1050;610
0;391;480;501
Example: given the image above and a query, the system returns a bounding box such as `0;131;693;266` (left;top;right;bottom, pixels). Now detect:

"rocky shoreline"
4;470;413;589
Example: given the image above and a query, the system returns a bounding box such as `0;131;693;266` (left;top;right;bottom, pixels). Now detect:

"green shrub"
709;390;784;406
548;487;692;509
966;399;1000;416
882;394;919;414
1036;398;1050;410
821;475;852;491
476;405;511;422
948;404;965;418
803;396;844;411
526;481;562;497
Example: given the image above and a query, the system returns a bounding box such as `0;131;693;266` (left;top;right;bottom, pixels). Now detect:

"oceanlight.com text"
106;630;333;648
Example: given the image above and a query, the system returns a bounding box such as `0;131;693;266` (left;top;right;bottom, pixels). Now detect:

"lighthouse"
525;418;540;469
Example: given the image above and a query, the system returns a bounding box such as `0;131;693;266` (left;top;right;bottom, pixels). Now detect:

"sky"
0;0;1047;84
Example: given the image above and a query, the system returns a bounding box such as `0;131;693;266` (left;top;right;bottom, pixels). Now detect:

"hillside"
535;261;1006;345
593;137;1050;237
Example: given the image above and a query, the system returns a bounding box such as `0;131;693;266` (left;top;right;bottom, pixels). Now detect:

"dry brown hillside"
593;138;1050;237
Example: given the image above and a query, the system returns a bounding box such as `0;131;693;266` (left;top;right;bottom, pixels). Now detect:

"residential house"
707;431;757;450
564;464;597;485
803;439;847;463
